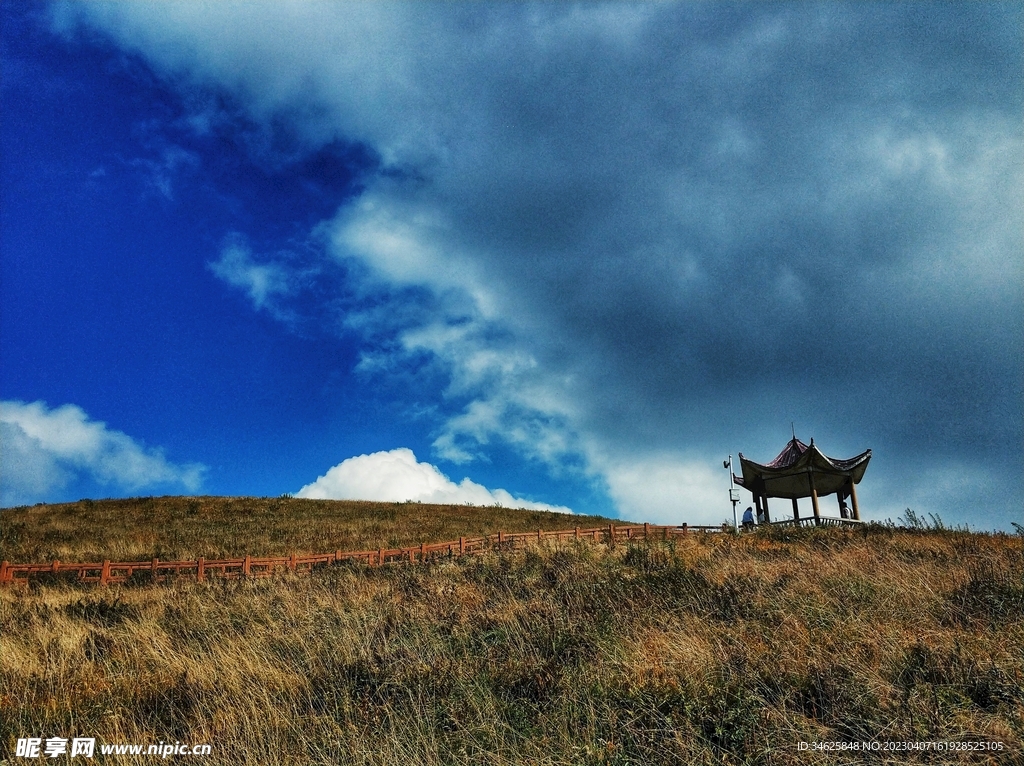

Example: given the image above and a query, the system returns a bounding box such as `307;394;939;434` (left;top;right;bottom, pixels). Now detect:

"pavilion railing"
767;516;862;528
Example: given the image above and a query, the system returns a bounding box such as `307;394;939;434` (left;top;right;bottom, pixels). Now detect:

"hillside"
0;495;620;564
1;500;1022;765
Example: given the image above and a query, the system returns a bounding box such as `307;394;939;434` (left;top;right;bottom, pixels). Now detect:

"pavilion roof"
735;437;870;499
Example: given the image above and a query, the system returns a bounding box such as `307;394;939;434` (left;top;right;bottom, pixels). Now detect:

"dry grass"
1;502;1022;765
0;496;618;563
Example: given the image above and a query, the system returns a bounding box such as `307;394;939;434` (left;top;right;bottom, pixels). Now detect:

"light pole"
724;455;740;531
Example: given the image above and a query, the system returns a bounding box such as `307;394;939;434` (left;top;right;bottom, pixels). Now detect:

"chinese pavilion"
734;437;871;525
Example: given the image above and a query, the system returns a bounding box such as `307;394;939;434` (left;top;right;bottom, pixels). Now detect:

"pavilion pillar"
762;495;771;523
791;497;799;521
809;472;821;526
849;480;861;521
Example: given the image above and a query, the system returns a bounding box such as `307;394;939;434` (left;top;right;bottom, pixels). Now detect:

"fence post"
644;522;649;538
197;557;206;583
538;529;543;543
498;530;504;545
101;559;111;586
409;548;415;563
420;542;426;562
243;555;251;576
52;560;60;574
289;553;297;572
377;548;384;566
460;536;465;556
609;524;616;548
682;523;688;535
1;561;8;584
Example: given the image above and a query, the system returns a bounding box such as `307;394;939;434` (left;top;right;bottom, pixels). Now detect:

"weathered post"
810;473;821;526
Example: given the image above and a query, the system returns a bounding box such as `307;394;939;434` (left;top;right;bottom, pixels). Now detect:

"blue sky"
1;2;1021;529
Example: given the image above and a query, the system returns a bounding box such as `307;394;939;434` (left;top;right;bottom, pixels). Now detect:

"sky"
1;2;1021;530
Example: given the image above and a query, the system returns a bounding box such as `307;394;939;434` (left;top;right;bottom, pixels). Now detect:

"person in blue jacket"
742;506;755;530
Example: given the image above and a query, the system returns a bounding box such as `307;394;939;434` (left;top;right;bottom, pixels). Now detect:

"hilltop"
1;499;1022;765
0;495;619;564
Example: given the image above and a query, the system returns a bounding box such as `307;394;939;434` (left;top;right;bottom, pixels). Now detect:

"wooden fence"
0;522;724;587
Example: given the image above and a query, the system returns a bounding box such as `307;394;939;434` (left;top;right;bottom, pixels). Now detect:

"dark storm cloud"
406;4;1021;464
66;2;1022;526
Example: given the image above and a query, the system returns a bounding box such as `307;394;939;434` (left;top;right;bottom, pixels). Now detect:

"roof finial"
791;421;796;441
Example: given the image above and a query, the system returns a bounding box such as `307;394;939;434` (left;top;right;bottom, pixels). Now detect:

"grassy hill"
1;499;1022;765
0;495;620;564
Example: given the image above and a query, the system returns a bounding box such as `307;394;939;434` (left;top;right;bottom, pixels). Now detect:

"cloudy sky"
2;2;1020;529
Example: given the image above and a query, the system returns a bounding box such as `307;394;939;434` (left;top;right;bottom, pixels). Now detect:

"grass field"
1;498;1022;765
0;496;620;564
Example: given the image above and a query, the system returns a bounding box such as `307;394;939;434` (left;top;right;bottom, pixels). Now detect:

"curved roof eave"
736;440;871;499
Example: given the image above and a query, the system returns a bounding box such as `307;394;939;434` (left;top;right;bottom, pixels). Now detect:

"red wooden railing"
0;522;724;586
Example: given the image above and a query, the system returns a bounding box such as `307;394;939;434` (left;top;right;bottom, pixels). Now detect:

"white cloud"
598;453;732;526
296;447;572;513
0;400;204;506
208;238;293;314
393;319;581;468
129;143;200;201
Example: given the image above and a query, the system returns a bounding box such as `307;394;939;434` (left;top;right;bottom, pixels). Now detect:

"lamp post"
724;455;740;531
